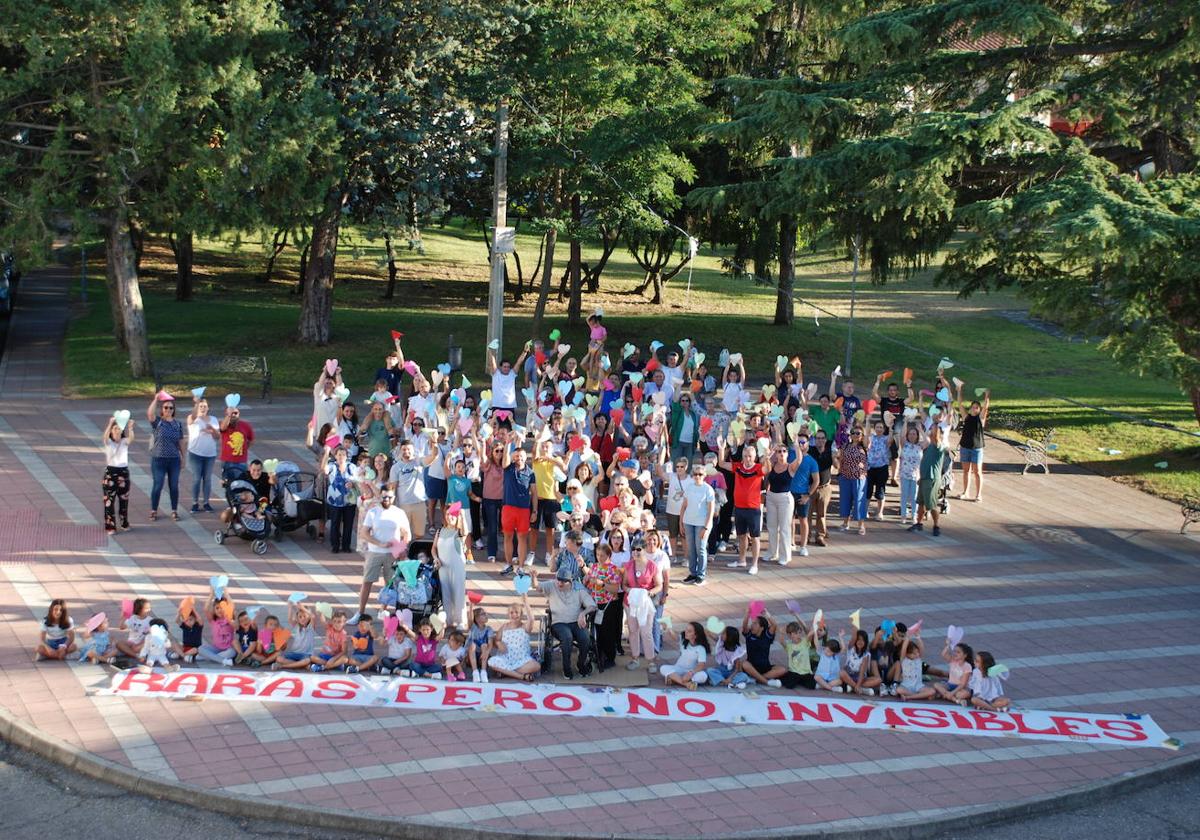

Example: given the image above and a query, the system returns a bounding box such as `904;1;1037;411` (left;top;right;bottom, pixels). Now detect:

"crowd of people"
70;309;1011;704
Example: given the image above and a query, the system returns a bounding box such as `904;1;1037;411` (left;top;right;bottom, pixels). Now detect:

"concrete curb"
0;700;1196;840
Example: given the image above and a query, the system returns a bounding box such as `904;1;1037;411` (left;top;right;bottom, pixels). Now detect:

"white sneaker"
626;660;640;671
778;557;790;566
472;669;481;682
481;670;489;683
767;679;782;688
733;683;746;690
798;547;809;557
487;555;496;563
725;560;744;569
183;654;195;664
222;658;234;667
717;541;728;552
166;664;180;672
544;552;553;566
524;552;535;567
474;539;485;550
347;613;363;624
862;688;875;696
747;565;758;575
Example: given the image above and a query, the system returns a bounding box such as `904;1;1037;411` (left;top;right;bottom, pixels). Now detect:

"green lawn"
62;221;1199;502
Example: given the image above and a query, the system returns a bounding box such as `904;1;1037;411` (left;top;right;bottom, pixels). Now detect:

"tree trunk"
650;271;664;305
103;242;128;350
296;238;310;296
298;189;345;345
169;230;194;302
128;216;146;272
774;213;797;325
753;222;774;286
262;228;288;283
383;231;399;299
106;204;152;377
633;270;653;297
532;227;558;338
567;195;584;324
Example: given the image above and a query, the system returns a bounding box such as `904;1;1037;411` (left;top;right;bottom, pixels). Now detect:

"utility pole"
484;100;510;367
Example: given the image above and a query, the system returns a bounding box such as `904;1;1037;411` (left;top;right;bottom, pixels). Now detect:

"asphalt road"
0;740;1196;840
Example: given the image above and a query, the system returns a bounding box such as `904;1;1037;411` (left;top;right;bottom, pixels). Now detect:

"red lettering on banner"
677;698;715;718
312;679;357;701
1096;719;1149;742
948;710;975;730
1050;716;1099;739
970;711;1017;733
1009;714;1060;736
259;677;304;699
766;701;786;722
882;707;910;728
901;707;950;729
627;692;669;717
117;670;165;692
787;702;834;723
394;682;439;704
442;686;482;707
831;703;874;725
493;688;536;710
162;673;208;695
544;692;583;712
212;674;256;695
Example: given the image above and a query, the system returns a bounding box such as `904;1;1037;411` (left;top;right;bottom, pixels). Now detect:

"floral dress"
491;626;535;671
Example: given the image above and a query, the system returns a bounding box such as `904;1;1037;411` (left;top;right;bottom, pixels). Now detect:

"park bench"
985;410;1056;474
154;355;272;403
1017;428;1056;474
1182;497;1200;535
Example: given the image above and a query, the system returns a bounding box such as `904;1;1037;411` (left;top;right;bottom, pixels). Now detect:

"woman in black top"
956;388;990;502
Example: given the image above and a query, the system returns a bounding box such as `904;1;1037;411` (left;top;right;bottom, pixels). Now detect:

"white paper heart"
113;410;131;431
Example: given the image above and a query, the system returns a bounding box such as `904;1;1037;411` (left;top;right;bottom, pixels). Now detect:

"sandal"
522;673;537;682
171;511;181;521
149;511;158;521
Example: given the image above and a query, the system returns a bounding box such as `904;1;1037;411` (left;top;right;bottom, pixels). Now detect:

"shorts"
960;447;983;465
536;500;561;530
351;653;375;664
866;465;890;500
666;512;682;539
917;478;938;509
315;651;338;662
780;671;816;690
889;439;899;460
791;493;811;518
501;504;532;534
283;651;310;662
424;475;448;502
363;551;389;583
46;637;68;651
733;506;761;537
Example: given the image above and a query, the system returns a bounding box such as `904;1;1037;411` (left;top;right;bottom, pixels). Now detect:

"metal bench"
1182;497;1200;535
154;355;272;402
1018;429;1056;474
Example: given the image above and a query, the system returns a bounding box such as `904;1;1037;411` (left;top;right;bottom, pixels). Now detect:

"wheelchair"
537;607;598;678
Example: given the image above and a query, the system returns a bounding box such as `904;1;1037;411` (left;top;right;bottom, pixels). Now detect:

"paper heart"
641;403;654;419
813;609;824;627
323;358;338;377
556;380;572;397
628;372;644;385
262;458;280;474
113;409;131;431
937;358;954;370
929;406;941;418
572;377;585;389
881;619;896;637
652;391;666;406
568;436;585;452
903;407;918;419
755;439;770;458
431;371;444;388
650;340;663;353
383;615;400;639
879;371;894;381
988;664;1010;679
863;399;878;416
584;394;598;408
909;619;923;636
218;600;234;620
693;352;705;367
86;612;107;633
849;609;861;630
700;416;713;434
287;592;306;603
437;363;452;376
936;387;951;402
729;418;745;438
313;601;332;619
452;387;466;404
397;559;420;586
729;353;742;365
903;367;913;385
467;590;484;605
514;574;532;595
805;382;818;400
786;421;801;439
549;329;562;341
537;405;554;420
209;574;229;597
156;389;175;402
273;628;291;649
535;350;547;367
1154;461;1168;469
775;355;787;372
457;417;473;435
447;501;463;517
761;384;777;400
718;349;729;368
610;408;625;425
946;624;964;647
487;339;500;350
767;405;783;421
975;387;988;397
748;600;765;620
389;539;409;560
705;616;725;634
391;329;404;340
644;359;660;373
191;386;206;400
225;393;241;409
429;612;446;634
178;596;195;619
556;343;571;357
479;424;493;440
398;608;413;628
402;360;418;375
658;614;673;630
600;354;611;370
679;339;691;351
458;407;471;419
521;386;535;401
325;432;342;449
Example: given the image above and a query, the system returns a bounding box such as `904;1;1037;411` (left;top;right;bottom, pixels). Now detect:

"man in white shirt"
311;367;342;445
487;344;530;421
678;463;716;585
387;441;428;535
356;490;411;620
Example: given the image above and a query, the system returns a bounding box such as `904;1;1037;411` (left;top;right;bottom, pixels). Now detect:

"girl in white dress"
488;598;541;681
659;621;710;689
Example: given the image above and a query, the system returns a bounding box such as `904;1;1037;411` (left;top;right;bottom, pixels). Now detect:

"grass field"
61;221;1199;502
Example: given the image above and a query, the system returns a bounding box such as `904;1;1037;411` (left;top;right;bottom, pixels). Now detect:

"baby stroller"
938;444;960;515
214;479;271;555
270;462;323;540
378;538;443;625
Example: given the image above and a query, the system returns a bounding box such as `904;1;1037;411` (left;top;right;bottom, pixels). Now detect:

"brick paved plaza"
0;269;1196;836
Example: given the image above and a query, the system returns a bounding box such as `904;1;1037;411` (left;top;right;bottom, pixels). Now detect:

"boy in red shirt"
718;438;764;575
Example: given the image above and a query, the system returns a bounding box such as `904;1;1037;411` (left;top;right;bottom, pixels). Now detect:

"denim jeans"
149;456;181;512
837;476;868;520
899;477;918;519
652;601;665;654
670;440;696;466
482;498;503;558
684;523;708;579
188;453;215;506
410;661;441;677
328;504;357;552
705;663;750;687
550;621;590;676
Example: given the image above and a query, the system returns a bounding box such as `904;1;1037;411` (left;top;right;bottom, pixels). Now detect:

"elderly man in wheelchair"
533;566;597;681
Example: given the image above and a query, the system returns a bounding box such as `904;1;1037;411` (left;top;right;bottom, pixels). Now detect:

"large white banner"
100;669;1176;749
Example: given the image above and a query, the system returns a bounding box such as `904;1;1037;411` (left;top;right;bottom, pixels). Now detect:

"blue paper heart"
191;386;205;400
572;392;585;406
479;399;491;411
557;380;572;397
288;592;306;603
881;619;896;636
521;387;535;401
459;407;470;418
210;574;229;597
601;354;611;371
936;387;950;403
437;363;452;376
225;393;241;409
514;574;532;595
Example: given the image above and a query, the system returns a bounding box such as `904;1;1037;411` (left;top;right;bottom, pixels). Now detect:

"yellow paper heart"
480;389;492;401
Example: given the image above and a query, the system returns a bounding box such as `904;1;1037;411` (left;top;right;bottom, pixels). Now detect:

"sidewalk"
0;268;1197;838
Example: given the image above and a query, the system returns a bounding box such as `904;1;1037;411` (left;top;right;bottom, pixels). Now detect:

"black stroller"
214;478;271;555
378;538;443;625
269;462;323;540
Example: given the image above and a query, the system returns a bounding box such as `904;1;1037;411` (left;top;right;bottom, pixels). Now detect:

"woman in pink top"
623;541;661;670
197;593;236;666
481;440;506;563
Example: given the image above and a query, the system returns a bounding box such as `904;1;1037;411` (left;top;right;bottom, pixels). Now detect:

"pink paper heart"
403;360;418;375
389;539;409;560
155;390;175;403
325;358;338;377
748;600;765;620
383;616;399;639
121;599;133;619
324;433;341;449
446;501;463;517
